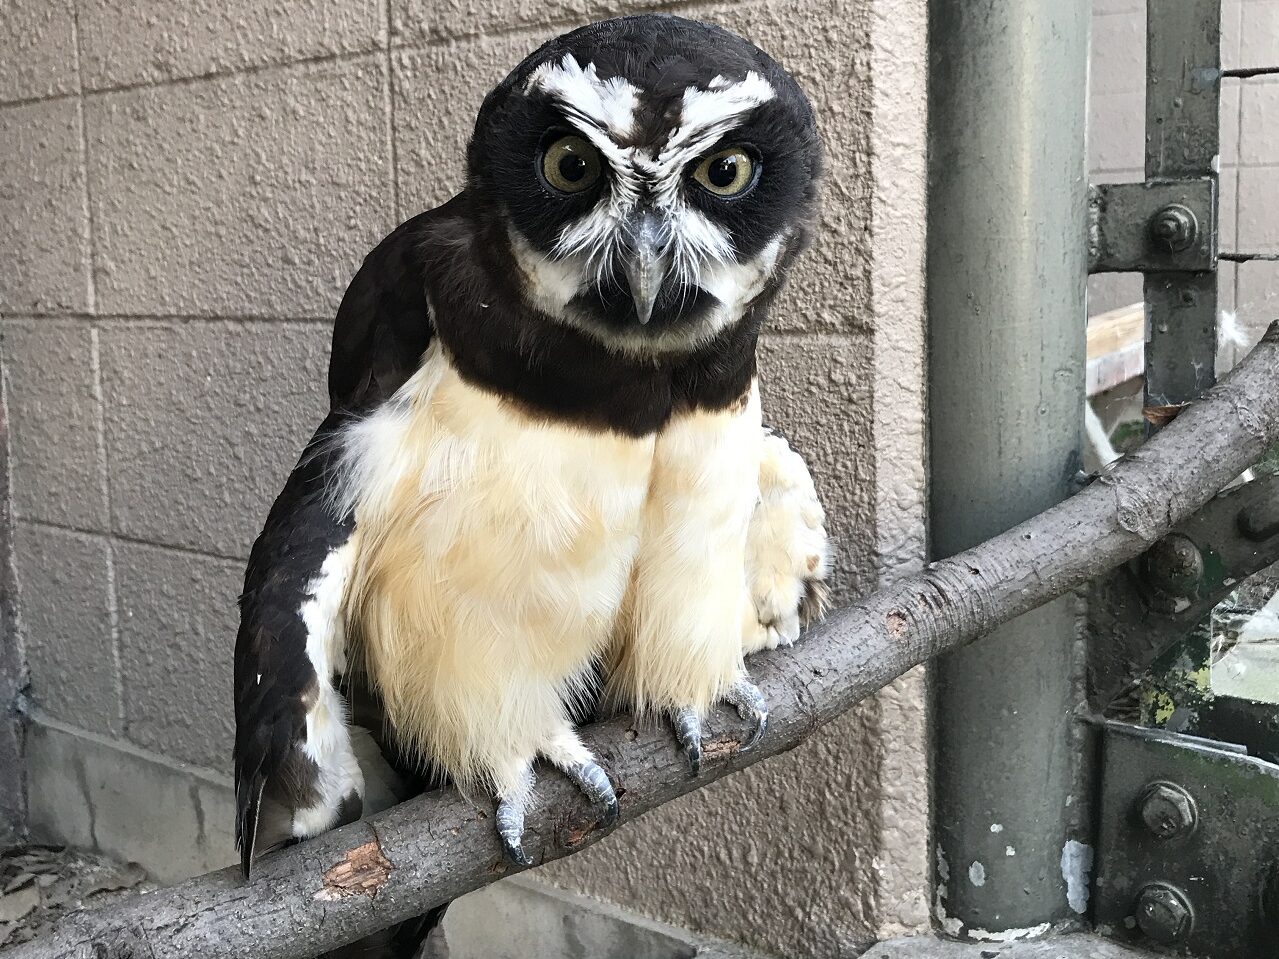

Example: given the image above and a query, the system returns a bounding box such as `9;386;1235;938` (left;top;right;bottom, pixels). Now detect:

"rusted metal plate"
1088;180;1217;274
1094;722;1279;958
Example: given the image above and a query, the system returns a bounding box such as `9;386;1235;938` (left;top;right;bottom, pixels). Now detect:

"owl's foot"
495;784;535;868
493;736;619;867
671;676;769;776
564;760;620;829
742;431;832;654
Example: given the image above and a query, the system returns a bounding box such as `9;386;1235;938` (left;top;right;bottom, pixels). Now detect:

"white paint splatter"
968;861;986;887
989;823;1003;833
1005;845;1017;857
935;844;950;881
967;923;1052;943
1061;839;1094;915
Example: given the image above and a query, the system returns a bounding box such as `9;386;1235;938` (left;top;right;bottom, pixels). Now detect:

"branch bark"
10;322;1279;959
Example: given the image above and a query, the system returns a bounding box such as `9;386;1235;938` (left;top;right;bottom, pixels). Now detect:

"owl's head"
467;15;821;354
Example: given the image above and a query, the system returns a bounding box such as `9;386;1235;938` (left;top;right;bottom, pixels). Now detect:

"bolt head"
1140;782;1197;840
1149;204;1198;253
1143;535;1204;598
1136;883;1194;944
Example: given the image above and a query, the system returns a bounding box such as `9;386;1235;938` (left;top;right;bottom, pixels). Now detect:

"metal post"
926;0;1090;940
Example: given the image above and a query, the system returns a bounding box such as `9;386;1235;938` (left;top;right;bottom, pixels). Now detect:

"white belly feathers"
329;343;761;792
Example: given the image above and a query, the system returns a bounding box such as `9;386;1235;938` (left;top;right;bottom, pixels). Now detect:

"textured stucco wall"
0;0;928;953
1088;0;1279;355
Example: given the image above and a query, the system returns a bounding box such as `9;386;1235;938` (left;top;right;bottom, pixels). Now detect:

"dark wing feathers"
328;196;469;410
233;414;354;876
233;199;457;876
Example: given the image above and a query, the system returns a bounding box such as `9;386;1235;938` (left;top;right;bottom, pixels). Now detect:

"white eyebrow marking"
525;55;641;141
671;72;776;152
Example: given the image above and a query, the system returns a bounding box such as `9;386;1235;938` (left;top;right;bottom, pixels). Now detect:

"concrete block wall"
1088;0;1279;355
0;0;929;955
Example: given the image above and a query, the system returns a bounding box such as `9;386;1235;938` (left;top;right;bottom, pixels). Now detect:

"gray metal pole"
926;0;1091;940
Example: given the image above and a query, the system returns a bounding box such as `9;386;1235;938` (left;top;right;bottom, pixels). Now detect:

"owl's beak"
621;211;670;326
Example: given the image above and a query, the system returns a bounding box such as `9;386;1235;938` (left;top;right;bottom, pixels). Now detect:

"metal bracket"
1088;179;1218;274
1094;721;1279;958
1088;473;1279;711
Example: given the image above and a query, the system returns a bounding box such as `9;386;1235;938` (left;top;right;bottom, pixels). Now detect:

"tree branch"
11;322;1279;959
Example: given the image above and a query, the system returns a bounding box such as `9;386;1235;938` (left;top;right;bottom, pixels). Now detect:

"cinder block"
99;321;328;559
78;0;384;90
1089;91;1145;173
1239;1;1279;76
1219;262;1238;328
85;56;394;318
446;879;700;959
2;323;108;530
1090;8;1145;98
1221;83;1241;169
14;523;121;735
1237;166;1279;253
0;0;77;103
27;721;237;881
194;777;238;866
1221;165;1239;252
392;0;648;46
714;0;874;334
1240;81;1279;166
758;332;875;598
114;540;242;773
1222;0;1243;72
26;723;97;851
0;98;91;313
393;33;554;218
1237;264;1279;340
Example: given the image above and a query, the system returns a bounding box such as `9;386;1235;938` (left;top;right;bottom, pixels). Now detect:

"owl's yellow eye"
540;135;603;194
692;147;756;197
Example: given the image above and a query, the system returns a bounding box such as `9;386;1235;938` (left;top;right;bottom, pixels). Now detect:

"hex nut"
1142;534;1204;598
1135;883;1195;944
1140;782;1198;840
1148;203;1198;254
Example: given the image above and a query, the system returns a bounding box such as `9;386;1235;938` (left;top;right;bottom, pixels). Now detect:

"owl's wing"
233;199;465;876
233;416;359;874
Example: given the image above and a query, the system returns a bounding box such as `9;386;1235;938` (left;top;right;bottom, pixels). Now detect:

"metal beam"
926;0;1090;939
1143;0;1222;410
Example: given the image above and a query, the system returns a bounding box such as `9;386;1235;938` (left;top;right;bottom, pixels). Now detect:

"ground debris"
0;844;151;947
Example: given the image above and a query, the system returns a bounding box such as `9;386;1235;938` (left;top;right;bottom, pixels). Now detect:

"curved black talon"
501;837;533;868
726;678;769;751
568;761;619;828
742;710;768;750
600;793;620;828
495;797;533;867
673;707;702;775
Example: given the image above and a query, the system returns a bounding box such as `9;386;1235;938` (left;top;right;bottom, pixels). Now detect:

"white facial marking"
516;62;782;350
526;55;642;142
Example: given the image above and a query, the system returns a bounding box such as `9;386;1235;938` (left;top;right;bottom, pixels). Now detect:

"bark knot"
886;610;908;638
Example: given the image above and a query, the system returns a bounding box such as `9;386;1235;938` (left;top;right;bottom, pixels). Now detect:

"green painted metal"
1094;722;1279;958
926;0;1091;938
1143;0;1222;411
